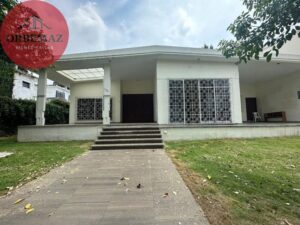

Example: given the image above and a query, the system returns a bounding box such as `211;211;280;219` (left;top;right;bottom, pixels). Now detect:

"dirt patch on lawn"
167;151;234;225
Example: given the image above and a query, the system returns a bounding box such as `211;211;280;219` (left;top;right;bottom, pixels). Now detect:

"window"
169;79;231;123
22;81;30;89
56;91;65;99
298;91;300;99
77;98;112;121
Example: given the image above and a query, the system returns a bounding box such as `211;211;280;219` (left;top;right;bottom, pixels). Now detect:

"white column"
36;69;47;126
231;77;243;124
102;65;111;125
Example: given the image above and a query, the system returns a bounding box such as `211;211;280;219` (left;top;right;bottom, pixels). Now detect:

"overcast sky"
45;0;244;54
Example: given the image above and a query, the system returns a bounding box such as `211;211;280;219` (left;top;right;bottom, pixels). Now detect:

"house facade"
17;37;300;142
13;68;70;101
47;38;300;125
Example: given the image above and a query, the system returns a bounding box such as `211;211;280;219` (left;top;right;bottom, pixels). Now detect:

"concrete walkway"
0;150;210;225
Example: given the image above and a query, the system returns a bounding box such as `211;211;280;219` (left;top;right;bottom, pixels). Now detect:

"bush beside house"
0;60;15;97
0;97;69;135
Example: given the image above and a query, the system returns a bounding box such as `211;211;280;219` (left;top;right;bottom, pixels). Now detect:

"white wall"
69;80;121;124
161;125;300;141
13;72;37;100
13;72;70;101
156;59;242;124
18;125;101;142
280;33;300;56
47;85;70;101
121;80;154;94
256;72;300;122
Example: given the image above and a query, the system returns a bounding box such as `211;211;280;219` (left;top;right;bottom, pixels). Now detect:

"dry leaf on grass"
283;219;293;225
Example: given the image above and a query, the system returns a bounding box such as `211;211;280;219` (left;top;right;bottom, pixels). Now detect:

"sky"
45;0;245;54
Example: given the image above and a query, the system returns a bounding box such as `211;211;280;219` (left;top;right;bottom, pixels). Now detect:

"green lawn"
0;137;89;196
166;137;300;225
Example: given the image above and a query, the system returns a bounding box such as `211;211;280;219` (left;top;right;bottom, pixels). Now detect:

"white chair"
253;112;263;123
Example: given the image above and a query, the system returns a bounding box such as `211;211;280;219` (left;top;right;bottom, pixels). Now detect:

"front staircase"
91;124;164;150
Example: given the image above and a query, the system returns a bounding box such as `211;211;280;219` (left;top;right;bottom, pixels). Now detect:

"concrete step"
91;143;164;150
101;130;161;135
97;133;162;139
94;138;163;144
103;126;160;131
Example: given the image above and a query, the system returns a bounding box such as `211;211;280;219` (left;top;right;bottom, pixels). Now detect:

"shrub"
0;60;15;97
0;97;69;134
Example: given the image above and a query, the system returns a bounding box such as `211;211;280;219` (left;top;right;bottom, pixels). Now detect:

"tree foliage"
1;0;18;62
0;0;18;97
218;0;300;63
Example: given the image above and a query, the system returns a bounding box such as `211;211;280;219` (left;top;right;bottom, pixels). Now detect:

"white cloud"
47;0;244;53
66;2;107;53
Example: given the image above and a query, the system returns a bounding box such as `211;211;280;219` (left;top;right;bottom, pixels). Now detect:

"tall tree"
218;0;300;63
1;0;18;62
0;0;18;98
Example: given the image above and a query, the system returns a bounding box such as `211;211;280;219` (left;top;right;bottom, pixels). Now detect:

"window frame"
168;79;232;124
22;81;30;89
76;97;112;122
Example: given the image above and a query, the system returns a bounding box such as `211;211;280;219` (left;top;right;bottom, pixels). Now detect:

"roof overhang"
47;45;236;86
47;45;300;86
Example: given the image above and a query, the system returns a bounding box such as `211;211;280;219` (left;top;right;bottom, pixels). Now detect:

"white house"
13;68;70;102
18;37;300;142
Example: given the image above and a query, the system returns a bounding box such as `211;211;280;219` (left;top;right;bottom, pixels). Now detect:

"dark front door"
122;94;154;123
246;98;257;121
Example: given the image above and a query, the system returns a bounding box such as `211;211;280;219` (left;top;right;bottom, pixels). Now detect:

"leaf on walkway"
24;203;32;209
172;191;177;196
26;208;34;214
61;179;67;184
137;183;143;189
120;177;130;181
163;193;169;198
14;198;25;204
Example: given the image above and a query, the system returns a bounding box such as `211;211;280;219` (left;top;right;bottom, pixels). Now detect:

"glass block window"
77;98;112;121
184;80;200;123
169;79;231;124
169;80;184;123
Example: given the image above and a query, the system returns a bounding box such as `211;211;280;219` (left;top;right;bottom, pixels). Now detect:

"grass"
166;137;300;225
0;137;90;196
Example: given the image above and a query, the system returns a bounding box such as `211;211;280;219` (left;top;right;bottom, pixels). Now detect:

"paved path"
0;150;210;225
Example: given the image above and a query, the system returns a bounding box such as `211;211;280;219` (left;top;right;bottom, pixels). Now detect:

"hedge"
0;96;69;134
0;60;15;97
